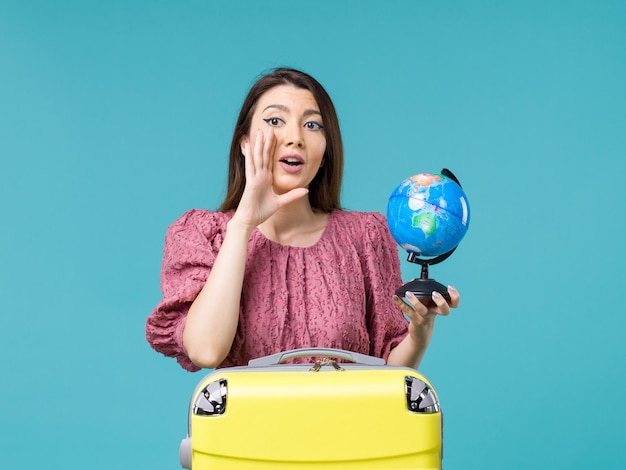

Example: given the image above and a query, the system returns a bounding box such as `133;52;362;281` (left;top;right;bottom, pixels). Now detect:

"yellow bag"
180;348;443;469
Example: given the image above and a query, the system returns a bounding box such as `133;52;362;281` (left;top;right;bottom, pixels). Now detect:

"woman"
146;68;459;372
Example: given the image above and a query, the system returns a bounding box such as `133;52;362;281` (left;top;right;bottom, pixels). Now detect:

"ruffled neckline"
253;210;336;250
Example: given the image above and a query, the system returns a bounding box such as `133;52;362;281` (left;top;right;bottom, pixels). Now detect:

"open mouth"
280;157;304;167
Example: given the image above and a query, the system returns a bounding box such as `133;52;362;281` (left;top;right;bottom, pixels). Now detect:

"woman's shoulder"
171;208;231;225
165;209;233;243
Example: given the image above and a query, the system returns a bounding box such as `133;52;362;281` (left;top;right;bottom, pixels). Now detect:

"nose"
283;122;304;148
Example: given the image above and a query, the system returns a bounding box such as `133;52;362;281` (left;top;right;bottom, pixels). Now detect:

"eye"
304;121;324;131
263;117;284;127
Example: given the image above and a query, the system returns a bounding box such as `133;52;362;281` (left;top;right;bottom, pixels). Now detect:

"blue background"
1;1;625;468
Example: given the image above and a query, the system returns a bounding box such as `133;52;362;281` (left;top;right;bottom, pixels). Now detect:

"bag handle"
247;348;385;367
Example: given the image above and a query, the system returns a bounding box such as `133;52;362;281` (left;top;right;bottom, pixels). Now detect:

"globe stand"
396;248;457;305
391;168;466;307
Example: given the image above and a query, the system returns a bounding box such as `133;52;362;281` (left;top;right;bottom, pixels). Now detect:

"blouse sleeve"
361;212;409;361
145;210;226;372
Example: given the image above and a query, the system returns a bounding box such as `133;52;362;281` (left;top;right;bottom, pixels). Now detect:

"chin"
273;178;309;194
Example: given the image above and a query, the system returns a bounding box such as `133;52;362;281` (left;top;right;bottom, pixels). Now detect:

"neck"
261;197;315;233
258;199;330;247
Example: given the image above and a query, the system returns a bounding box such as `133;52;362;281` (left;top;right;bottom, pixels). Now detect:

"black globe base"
396;250;454;306
396;278;451;303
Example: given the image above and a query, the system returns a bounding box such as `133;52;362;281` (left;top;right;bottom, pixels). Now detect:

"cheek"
313;138;327;161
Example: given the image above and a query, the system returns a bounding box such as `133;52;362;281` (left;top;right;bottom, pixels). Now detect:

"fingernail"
405;291;415;299
392;295;400;301
447;285;457;293
432;291;442;300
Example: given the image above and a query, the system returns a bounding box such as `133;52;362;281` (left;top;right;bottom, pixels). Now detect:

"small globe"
387;173;470;257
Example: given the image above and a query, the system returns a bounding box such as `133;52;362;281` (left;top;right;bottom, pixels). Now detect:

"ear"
240;136;249;157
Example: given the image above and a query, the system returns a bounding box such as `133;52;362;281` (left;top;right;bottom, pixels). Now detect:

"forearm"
182;219;254;368
386;321;434;370
388;288;458;369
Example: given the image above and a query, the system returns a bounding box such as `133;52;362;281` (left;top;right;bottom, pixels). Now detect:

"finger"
276;188;309;207
431;291;451;316
252;128;264;171
393;294;429;326
262;127;275;169
242;141;255;177
392;294;415;318
447;285;461;308
394;292;428;317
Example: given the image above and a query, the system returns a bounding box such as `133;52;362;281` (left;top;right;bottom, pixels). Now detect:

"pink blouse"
145;209;409;371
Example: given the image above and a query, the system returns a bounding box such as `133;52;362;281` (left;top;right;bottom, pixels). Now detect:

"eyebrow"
262;104;322;117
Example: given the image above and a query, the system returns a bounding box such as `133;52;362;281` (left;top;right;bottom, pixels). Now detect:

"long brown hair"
219;68;343;212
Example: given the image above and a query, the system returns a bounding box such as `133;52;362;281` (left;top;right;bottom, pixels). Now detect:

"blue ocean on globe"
386;173;470;257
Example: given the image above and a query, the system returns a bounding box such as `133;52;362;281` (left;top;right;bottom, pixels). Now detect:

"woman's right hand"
233;127;309;229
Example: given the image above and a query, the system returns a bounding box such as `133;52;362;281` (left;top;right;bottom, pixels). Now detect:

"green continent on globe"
412;212;436;236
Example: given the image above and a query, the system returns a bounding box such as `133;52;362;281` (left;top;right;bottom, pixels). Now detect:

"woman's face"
242;85;327;195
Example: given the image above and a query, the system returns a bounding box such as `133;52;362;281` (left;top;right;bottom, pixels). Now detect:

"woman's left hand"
392;285;460;345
